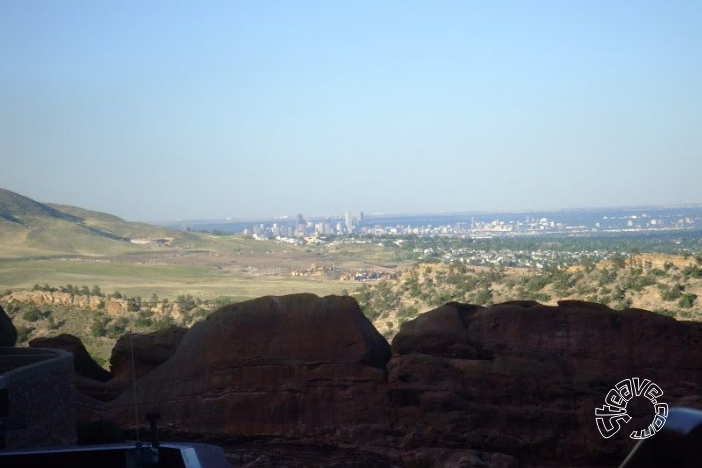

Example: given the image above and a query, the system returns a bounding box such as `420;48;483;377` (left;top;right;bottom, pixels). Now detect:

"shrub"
176;294;197;313
127;296;141;312
678;293;697;309
134;314;153;328
107;317;130;339
90;314;110;337
474;287;493;305
660;284;683;301
16;326;34;343
622;274;657;292
526;275;550;292
22;307;43;322
610;253;627;269
655;308;676;317
682;265;702;279
397;306;419;319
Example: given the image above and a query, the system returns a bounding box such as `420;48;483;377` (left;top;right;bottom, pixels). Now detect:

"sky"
1;1;701;222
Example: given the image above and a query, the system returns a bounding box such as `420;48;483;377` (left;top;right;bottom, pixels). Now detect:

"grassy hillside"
0;188;81;223
48;203;206;247
0;188;224;257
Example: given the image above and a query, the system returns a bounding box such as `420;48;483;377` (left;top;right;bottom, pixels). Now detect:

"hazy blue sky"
1;1;701;221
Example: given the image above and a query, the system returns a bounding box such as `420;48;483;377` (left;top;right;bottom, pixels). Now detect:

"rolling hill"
0;188;201;257
0;188;81;224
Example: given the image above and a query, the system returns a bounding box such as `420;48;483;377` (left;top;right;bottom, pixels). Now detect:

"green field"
0;257;349;300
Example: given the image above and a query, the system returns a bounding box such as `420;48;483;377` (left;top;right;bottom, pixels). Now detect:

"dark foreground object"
620;407;702;468
0;441;231;468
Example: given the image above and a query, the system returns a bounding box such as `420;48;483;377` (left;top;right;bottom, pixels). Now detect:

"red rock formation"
109;325;187;381
104;294;393;449
388;300;702;466
62;296;702;466
29;334;111;382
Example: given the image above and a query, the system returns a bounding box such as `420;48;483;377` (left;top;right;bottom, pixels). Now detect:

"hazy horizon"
5;184;701;225
2;2;701;222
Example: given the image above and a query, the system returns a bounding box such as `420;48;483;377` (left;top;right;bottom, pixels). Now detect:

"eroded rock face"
105;294;393;447
65;296;702;466
0;304;17;346
109;325;187;381
29;334;111;382
388;300;702;466
6;291;106;311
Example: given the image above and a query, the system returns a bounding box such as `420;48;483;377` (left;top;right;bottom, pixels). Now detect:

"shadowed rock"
30;334;111;382
66;296;702;466
109;325;187;381
105;294;392;446
0;304;17;346
389;301;702;466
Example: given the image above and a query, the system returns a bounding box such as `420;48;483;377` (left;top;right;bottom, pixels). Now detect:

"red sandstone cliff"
105;294;393;446
388;300;702;465
24;295;702;467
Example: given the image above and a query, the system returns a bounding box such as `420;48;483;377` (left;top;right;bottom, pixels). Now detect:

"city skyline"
2;2;701;222
171;204;702;240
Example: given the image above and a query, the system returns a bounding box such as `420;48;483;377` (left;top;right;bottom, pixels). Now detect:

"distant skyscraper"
296;213;306;237
345;212;353;232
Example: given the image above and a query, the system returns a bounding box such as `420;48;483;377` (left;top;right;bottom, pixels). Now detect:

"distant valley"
1;187;701;364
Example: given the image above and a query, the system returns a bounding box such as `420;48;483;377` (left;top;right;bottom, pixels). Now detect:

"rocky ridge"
4;290;187;316
4;295;702;467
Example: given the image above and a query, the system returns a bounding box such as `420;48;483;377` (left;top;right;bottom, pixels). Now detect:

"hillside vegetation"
4;251;700;365
353;253;702;339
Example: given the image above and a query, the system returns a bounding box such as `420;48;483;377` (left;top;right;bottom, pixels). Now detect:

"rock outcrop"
4;291;180;317
29;334;111;382
57;295;702;466
388;300;702;466
0;304;17;346
104;294;393;448
6;291;107;311
109;325;187;381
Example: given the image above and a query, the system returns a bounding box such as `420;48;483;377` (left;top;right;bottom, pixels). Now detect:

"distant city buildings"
193;207;702;244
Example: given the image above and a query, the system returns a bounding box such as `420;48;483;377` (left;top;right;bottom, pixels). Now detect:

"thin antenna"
130;330;140;442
